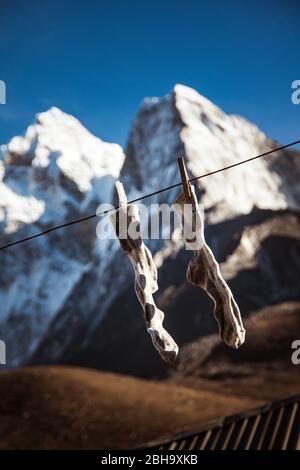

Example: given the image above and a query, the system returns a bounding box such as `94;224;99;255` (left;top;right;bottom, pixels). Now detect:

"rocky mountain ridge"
0;85;299;375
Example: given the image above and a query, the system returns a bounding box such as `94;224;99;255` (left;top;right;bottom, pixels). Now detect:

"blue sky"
0;0;299;148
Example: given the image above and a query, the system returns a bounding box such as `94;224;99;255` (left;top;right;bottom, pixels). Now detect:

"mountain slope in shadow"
169;302;300;402
0;366;259;450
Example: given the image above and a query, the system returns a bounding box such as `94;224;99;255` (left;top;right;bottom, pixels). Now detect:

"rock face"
0;86;299;376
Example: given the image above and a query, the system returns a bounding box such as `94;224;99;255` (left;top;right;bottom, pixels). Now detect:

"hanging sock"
175;159;245;349
111;181;179;364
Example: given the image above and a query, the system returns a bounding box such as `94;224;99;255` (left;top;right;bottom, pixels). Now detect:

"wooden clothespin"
177;157;191;198
114;180;129;241
115;180;128;208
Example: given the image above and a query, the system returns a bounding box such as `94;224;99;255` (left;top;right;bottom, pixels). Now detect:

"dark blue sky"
0;0;299;148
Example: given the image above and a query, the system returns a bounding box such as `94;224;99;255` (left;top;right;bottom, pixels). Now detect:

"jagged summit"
123;85;300;223
174;83;220;109
6;107;124;192
1;107;124;232
141;83;216;109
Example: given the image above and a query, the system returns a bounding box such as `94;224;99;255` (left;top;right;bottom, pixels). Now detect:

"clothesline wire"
0;139;299;251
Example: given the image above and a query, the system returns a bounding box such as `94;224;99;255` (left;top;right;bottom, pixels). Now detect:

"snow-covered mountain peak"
1;107;125;234
36;106;80;128
6;107;124;193
174;83;219;110
0;108;126;365
123;85;300;223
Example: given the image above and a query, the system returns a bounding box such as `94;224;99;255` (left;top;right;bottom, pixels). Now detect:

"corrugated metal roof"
143;394;300;450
